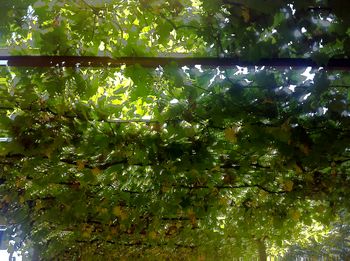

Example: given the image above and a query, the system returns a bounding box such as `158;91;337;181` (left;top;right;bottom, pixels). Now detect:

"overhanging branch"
1;55;350;69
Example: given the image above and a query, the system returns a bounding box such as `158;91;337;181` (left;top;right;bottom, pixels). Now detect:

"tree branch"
1;56;350;69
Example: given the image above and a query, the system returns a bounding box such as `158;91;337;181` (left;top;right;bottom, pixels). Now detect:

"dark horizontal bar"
0;55;349;69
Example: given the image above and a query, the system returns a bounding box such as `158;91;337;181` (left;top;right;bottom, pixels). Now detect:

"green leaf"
157;21;173;45
311;52;330;67
124;65;153;100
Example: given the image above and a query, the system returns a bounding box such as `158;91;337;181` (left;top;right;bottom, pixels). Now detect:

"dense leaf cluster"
0;0;349;260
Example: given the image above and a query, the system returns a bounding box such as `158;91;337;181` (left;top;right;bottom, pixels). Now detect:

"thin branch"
13;169;285;194
159;13;198;31
173;183;286;194
253;184;286;194
106;118;156;124
0;105;159;124
109;183;285;194
75;239;196;249
91;15;97;41
307;6;332;12
58;157;150;170
80;0;100;13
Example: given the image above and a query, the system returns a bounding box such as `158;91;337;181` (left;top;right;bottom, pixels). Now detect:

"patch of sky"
170;98;179;104
25;5;38;22
0;137;12;142
301;67;315;83
194;65;203;72
288;84;297;92
234;66;249;75
288;4;296;15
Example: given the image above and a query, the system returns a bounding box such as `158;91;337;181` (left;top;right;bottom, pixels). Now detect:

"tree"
284;211;350;260
0;0;349;260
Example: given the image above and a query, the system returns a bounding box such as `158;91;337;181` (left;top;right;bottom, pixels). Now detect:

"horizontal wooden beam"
0;55;350;69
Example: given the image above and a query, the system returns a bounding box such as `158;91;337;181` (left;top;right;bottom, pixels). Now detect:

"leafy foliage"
0;0;350;260
284;212;350;260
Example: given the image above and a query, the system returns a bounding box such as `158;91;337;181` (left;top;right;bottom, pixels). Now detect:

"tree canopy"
0;0;349;260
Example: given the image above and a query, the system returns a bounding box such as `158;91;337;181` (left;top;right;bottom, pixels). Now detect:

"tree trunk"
256;238;267;261
32;246;40;261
